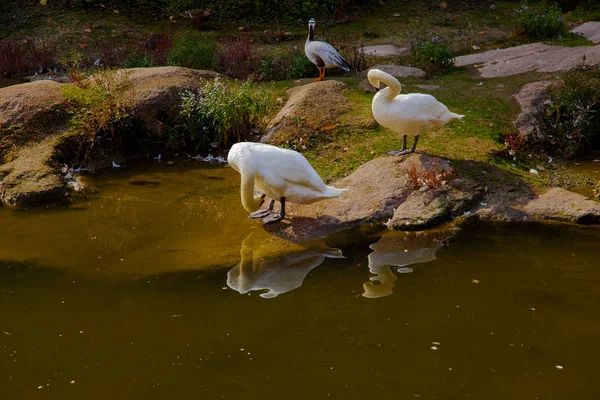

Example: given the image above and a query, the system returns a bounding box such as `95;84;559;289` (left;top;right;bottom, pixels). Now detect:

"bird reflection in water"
363;227;458;298
227;231;344;298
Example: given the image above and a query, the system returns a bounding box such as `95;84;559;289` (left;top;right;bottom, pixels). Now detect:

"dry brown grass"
403;159;453;190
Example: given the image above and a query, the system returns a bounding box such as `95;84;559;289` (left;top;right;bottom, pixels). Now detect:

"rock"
358;45;409;58
520;187;600;224
266;154;485;239
413;84;442;91
364;65;426;79
0;66;219;206
513;81;553;139
125;67;218;137
359;78;379;93
0;80;69;131
0;137;66;206
571;21;600;44
388;178;485;230
455;43;600;78
267;156;414;241
261;80;349;145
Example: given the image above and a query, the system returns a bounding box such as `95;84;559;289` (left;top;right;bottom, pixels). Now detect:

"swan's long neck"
238;158;263;212
370;70;401;101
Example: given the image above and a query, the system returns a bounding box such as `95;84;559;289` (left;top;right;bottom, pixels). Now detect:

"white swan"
227;142;347;224
367;68;464;156
305;18;351;81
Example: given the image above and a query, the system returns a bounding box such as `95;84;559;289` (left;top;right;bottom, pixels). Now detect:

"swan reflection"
363;228;458;298
227;231;344;298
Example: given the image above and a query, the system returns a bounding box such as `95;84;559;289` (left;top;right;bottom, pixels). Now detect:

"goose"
227;142;347;224
305;18;351;81
367;68;464;156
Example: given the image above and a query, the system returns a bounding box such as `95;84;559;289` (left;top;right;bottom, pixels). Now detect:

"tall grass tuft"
175;78;276;149
62;69;135;144
544;65;600;157
403;35;454;77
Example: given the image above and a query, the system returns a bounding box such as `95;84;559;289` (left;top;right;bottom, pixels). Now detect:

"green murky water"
1;159;600;399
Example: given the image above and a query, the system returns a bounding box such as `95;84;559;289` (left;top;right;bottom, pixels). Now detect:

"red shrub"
216;37;259;80
143;33;173;66
0;40;30;76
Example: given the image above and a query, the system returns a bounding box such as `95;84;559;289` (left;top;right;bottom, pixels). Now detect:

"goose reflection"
227;231;344;298
363;228;458;298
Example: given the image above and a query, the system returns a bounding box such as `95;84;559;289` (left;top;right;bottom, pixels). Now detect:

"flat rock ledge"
358;45;408;58
513;81;553;139
264;154;600;242
571;22;600;44
455;43;600;78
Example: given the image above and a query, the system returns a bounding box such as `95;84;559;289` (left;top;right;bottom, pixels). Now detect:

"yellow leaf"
439;2;448;9
40;0;47;5
320;124;337;132
113;9;119;14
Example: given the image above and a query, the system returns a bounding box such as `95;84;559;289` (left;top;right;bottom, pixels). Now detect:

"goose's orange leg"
314;67;325;82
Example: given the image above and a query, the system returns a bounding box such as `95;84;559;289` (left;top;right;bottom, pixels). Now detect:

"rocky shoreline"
1;58;599;237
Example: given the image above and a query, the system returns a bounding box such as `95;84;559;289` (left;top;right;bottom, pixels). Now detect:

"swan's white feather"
228;142;346;208
368;69;463;136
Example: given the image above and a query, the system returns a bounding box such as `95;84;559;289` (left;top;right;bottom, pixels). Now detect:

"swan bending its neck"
367;69;401;101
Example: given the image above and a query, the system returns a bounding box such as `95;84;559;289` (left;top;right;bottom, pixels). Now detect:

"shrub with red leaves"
216;37;259;81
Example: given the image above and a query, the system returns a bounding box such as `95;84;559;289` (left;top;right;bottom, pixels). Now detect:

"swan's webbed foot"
262;213;284;225
261;197;286;225
249;209;272;218
387;148;415;156
248;199;274;219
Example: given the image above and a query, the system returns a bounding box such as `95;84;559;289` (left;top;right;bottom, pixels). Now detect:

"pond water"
1;159;600;399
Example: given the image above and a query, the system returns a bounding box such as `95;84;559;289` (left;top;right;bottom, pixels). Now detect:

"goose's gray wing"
305;41;351;71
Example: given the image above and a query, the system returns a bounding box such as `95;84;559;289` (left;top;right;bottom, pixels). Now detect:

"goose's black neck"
308;24;314;41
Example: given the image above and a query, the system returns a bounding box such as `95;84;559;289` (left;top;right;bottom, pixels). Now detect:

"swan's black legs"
249;199;274;218
262;197;286;224
410;135;420;153
387;135;419;156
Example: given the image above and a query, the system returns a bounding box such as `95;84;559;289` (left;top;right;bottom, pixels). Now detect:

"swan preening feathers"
367;68;464;156
227;142;347;224
305;18;351;81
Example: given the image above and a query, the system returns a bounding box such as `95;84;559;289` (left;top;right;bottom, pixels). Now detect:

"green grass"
298;69;543;183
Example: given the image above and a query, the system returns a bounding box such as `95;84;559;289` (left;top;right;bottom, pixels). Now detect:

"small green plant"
167;31;216;70
544;64;600;158
62;69;135;145
514;3;568;41
259;50;314;81
403;35;454;77
175;78;276;149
